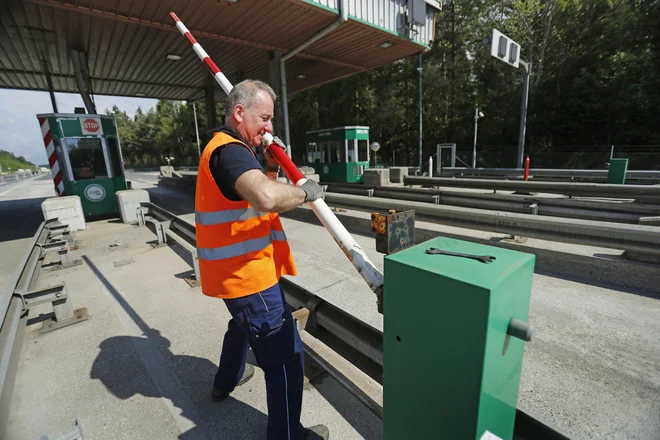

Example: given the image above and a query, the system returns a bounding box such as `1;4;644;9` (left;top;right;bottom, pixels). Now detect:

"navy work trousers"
214;282;305;440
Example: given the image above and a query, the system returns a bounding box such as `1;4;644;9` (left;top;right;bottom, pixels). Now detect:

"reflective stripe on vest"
195;206;267;226
197;229;288;261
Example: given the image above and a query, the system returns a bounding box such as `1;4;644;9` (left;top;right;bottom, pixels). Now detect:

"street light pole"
517;59;530;169
472;107;479;168
418;53;423;170
193;103;201;158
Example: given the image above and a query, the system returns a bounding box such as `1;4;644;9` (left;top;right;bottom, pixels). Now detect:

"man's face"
233;90;274;146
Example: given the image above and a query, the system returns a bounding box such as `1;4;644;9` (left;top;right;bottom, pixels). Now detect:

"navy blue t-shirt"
209;127;262;202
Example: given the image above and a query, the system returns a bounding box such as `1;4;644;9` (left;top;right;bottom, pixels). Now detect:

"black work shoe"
211;364;255;402
303;425;329;440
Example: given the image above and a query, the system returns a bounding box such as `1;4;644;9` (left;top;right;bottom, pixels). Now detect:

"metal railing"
437;167;660;182
0;219;87;437
404;176;660;204
322;193;660;256
324;182;660;225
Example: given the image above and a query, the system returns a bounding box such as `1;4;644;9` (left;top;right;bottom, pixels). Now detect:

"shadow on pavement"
84;255;268;440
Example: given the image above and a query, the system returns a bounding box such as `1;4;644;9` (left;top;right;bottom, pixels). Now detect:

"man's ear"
234;104;245;123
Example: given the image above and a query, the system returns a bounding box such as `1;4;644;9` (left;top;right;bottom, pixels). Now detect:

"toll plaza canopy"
0;0;441;103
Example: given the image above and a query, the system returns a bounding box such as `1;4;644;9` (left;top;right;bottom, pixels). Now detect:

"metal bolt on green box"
383;236;536;440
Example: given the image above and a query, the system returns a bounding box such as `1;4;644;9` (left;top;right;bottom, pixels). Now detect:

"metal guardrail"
155;175;660;252
404;176;660;204
159;172;660;221
325;182;660;225
0;219;88;437
137;201;572;440
438;167;660;181
0;220;50;435
323;193;660;256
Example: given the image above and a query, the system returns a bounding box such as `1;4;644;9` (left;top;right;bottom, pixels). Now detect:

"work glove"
264;136;286;170
264;136;286;158
300;180;325;202
270;136;286;151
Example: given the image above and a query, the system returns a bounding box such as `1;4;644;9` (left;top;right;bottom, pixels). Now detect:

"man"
195;79;328;440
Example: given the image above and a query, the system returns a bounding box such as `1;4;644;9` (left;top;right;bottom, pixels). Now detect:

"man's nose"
265;120;273;133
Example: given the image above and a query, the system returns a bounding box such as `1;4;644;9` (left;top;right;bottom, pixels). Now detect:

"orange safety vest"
195;131;297;299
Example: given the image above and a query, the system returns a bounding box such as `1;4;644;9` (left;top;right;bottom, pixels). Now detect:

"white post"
429;156;433;177
517;60;530;169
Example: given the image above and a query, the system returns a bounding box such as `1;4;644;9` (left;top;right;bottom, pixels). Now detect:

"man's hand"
300;180;325;202
263;136;286;169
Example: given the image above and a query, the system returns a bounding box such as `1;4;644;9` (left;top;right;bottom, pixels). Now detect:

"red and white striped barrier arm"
169;12;385;299
39;117;65;196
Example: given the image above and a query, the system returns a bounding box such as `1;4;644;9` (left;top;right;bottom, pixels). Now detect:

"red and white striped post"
38;117;65;196
169;12;384;299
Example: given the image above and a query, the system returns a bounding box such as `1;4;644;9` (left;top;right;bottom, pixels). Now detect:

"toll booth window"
66;138;108;180
359;141;368;162
105;138;124;177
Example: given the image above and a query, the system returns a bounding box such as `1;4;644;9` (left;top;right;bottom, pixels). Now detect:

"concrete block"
389;167;409;183
363;169;390;186
41;196;86;231
117;189;151;224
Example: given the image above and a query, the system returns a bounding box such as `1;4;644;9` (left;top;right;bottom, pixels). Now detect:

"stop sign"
83;119;100;132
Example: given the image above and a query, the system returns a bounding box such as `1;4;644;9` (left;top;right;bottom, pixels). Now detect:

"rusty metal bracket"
370;209;415;255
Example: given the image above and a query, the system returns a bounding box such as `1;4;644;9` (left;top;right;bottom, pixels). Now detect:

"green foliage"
104;100;217;168
106;0;660;169
0;150;37;172
289;0;660;168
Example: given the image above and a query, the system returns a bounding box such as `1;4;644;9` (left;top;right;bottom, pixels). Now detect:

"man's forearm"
263;181;307;213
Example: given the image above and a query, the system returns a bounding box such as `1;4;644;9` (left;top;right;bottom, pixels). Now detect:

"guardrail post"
38;241;82;269
45;221;75;247
190;252;201;287
22;283;88;334
137;206;148;227
153;221;167;246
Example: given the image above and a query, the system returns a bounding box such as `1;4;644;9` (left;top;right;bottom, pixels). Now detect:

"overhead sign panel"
490;29;520;68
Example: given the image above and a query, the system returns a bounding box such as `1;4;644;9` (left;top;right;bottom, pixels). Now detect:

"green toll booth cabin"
305;126;371;183
37;113;127;218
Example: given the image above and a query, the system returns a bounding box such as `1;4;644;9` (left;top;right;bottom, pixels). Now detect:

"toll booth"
37;113;127;217
305;126;370;183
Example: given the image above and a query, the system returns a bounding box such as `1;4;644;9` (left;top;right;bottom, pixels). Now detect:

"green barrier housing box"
383;236;535;440
606;158;628;184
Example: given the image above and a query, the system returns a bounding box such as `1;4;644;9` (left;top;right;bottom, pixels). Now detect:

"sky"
0;89;158;166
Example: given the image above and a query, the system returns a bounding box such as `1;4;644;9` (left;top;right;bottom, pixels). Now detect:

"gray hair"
225;80;277;115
